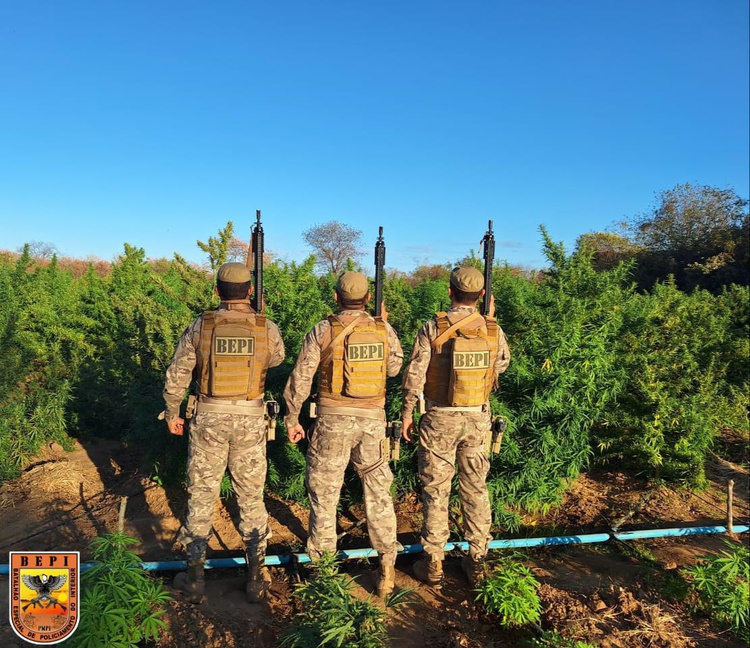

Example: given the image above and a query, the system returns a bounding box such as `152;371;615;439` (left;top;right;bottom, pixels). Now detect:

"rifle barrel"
481;220;495;316
252;210;264;312
374;226;385;317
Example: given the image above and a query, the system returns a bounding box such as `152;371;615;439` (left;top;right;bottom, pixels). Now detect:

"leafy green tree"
197;220;234;270
628;183;749;290
575;231;641;271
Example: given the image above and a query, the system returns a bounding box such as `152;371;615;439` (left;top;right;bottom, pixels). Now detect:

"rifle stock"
374;226;385;317
481;220;495;316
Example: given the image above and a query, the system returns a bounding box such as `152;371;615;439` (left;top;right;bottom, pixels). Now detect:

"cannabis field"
1;227;747;522
1;185;749;647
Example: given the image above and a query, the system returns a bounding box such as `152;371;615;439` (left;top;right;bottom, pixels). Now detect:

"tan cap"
450;266;484;292
217;262;252;284
336;271;369;300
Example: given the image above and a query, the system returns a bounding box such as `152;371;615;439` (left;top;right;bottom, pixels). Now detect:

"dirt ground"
0;436;748;647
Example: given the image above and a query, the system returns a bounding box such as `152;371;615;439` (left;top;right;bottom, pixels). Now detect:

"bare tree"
227;237;249;263
302;220;363;275
19;241;59;259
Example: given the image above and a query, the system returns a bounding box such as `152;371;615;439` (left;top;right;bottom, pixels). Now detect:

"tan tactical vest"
318;313;389;408
196;303;269;400
424;311;499;407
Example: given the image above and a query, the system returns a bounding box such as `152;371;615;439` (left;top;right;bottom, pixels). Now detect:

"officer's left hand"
167;417;185;436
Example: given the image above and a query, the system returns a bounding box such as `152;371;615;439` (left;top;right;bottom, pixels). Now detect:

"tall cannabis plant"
487;229;630;526
595;281;750;484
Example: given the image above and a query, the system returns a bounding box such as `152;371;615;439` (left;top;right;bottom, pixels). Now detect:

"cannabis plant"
63;532;171;647
684;540;749;640
280;552;408;647
531;631;596;648
475;555;541;628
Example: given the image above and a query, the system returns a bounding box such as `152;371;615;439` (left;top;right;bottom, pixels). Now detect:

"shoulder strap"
199;311;216;390
372;316;387;333
432;311;483;353
319;313;368;367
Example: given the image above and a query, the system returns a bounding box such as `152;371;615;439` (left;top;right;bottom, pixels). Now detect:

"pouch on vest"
341;326;387;398
448;333;492;407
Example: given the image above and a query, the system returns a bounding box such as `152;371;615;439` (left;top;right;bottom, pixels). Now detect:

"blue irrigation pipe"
129;533;612;572
3;528;743;575
613;525;748;541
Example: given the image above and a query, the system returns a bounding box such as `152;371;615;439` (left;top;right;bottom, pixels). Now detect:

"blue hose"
1;528;744;575
613;525;748;541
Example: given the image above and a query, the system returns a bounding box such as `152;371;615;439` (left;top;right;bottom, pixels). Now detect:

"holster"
185;394;197;420
265;400;280;441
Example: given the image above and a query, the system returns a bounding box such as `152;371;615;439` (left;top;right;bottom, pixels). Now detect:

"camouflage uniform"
283;310;403;561
163;302;285;560
402;305;510;563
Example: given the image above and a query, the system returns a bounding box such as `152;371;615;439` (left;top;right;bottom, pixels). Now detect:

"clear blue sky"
1;0;747;271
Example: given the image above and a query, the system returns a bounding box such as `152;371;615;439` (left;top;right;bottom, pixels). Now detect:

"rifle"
374;226;385;317
250;210;264;312
481;220;495;316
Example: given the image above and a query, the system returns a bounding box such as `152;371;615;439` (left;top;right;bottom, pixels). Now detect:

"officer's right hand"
402;418;415;443
287;423;306;444
167;417;185;436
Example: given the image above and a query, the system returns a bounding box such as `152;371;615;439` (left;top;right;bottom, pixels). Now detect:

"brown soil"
0;436;748;647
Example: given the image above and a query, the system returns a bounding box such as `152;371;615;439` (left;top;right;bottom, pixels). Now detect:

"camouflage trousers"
418;408;492;561
305;414;398;562
179;411;270;560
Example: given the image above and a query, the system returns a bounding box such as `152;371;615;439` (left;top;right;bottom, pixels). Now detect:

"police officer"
401;266;510;587
162;262;285;603
284;271;403;598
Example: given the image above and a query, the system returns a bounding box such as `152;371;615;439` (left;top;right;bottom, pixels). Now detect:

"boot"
461;555;485;588
173;540;206;604
413;554;443;588
376;560;396;599
246;553;272;603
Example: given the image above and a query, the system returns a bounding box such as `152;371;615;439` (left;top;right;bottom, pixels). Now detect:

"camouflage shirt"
163;302;285;420
283;310;404;429
401;305;510;419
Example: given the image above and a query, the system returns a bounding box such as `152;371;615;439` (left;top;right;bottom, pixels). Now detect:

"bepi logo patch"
9;551;80;645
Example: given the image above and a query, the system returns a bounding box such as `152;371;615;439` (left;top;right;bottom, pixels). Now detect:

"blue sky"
1;0;747;271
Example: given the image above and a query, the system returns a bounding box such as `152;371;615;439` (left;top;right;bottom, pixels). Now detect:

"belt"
425;399;486;413
196;397;264;416
317;405;385;421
